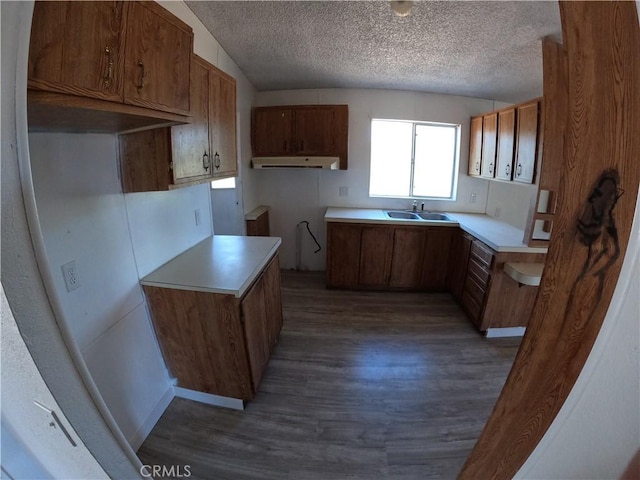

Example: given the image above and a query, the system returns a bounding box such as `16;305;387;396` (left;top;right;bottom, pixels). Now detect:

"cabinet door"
358;226;393;287
171;56;211;184
119;128;172;192
124;1;192;115
28;1;127;102
262;254;283;350
468;116;483;176
514;101;540;184
252;107;293;155
421;228;454;290
326;223;362;288
495;108;516;181
241;277;270;393
446;230;473;301
481;113;498;178
389;228;425;288
210;67;238;178
293;107;335;154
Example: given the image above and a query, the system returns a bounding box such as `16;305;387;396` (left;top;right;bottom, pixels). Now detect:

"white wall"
29;134;181;449
253;88;500;270
486;181;537;230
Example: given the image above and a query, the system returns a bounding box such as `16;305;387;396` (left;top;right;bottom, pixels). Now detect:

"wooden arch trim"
459;2;640;479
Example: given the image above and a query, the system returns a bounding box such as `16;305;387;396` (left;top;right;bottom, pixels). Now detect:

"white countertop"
140;235;282;298
324;207;547;254
504;262;545;286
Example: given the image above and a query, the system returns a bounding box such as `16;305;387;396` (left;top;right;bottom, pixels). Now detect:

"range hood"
251;156;339;169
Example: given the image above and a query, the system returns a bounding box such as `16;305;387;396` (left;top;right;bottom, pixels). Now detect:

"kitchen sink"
385;211;420;220
417;212;454;221
384;210;456;222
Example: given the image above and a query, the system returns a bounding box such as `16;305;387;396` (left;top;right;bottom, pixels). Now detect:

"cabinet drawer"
461;290;483;325
464;275;487;307
467;258;491;288
470;240;495;269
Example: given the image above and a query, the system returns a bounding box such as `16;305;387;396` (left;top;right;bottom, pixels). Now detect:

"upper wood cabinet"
468;98;541;185
119;55;238;192
513;101;540;184
480;112;498;179
123;1;192;115
468;116;483;176
252;105;349;169
495;108;516;181
27;1;193;132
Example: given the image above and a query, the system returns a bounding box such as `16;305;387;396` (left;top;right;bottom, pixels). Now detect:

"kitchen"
2;1;639;479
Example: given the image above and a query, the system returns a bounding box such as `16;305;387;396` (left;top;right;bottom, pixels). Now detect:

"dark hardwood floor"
137;271;521;479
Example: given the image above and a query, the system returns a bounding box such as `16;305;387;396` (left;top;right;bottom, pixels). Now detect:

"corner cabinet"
252;105;349;169
119;55;237;192
27;0;193;132
143;253;282;401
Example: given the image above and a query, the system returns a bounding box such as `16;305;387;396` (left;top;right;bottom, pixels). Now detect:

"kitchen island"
141;235;283;408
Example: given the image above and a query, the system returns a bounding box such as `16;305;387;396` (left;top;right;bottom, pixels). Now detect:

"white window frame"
369;118;461;201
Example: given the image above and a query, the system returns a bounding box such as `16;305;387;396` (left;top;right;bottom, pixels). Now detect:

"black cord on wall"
297;220;322;253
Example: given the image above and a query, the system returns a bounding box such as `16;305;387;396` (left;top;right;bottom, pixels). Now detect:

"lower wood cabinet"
143;253;282;401
326;223;453;291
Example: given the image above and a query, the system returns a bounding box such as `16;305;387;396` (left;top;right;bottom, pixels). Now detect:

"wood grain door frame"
460;2;640;478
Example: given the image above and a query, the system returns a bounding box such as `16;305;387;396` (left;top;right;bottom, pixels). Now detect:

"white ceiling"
186;1;562;103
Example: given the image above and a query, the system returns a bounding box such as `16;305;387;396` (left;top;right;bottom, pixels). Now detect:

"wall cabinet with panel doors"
468;116;483;176
495;108;517;181
467;98;542;186
143;253;282;401
252;105;349;169
326;223;454;291
27;0;192;132
480;112;498;179
118;55;237;192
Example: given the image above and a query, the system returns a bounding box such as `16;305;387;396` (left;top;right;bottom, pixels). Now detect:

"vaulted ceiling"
186;1;562;103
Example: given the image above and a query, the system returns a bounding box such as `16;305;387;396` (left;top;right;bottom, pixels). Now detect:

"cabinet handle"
517;163;522;176
202;151;210;172
103;47;113;88
505;164;511;176
214;152;221;170
137;60;146;91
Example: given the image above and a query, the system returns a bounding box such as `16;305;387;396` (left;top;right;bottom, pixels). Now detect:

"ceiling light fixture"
391;1;413;17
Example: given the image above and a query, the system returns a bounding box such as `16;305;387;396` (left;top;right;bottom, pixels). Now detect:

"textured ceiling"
186;1;561;103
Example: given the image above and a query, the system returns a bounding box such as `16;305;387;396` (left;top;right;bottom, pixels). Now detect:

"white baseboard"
485;326;526;338
128;386;174;451
174;387;245;410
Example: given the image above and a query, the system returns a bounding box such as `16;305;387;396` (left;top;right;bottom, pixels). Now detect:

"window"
210;177;236;189
369;119;460;200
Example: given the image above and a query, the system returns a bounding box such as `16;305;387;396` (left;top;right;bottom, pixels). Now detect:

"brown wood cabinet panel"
252;107;293;155
171;55;211;184
29;1;127;102
358;226;393;287
241;277;270;392
481;113;498;178
210;66;238;178
470;240;495;269
119;128;172;192
421;228;454;291
294;107;335;154
262;254;283;350
326;223;362;288
389;228;426;288
143;286;253;399
514;101;540;184
246;211;270;236
495;108;516;181
446;230;473;301
123;1;192;115
468;116;483;176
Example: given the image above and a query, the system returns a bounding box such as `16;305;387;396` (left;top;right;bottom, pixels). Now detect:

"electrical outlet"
61;261;80;292
194;208;201;226
339;186;349;197
470;193;477;204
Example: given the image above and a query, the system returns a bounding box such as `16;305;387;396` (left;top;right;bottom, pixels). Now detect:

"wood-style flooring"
137;271;521;479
